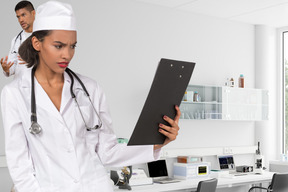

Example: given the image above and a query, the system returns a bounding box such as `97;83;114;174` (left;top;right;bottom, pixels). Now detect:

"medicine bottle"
225;78;230;86
193;91;200;102
238;74;244;88
183;91;187;101
230;78;234;87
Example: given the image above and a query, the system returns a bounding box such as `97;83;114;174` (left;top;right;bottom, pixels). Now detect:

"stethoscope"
29;67;103;135
11;31;23;54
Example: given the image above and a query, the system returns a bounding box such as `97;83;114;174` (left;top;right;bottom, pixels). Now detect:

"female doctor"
0;1;180;192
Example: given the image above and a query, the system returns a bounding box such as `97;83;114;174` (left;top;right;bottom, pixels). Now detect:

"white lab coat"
5;30;31;78
1;68;160;192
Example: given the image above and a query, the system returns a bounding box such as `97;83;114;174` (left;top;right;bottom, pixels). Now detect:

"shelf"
180;84;269;121
181;101;221;104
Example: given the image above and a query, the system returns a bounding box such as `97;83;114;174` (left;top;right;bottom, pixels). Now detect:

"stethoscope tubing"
11;31;23;54
29;67;102;135
65;68;103;130
65;68;102;130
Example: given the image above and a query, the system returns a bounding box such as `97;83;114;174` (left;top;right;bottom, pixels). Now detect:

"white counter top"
114;171;274;192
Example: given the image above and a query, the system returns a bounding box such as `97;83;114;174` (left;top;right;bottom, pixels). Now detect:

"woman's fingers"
154;105;181;150
159;126;177;141
159;116;180;141
174;105;181;124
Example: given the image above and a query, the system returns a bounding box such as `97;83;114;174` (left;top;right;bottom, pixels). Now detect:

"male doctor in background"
0;1;35;78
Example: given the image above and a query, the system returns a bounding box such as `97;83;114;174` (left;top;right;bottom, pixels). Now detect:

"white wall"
75;0;256;148
255;26;278;168
0;0;256;191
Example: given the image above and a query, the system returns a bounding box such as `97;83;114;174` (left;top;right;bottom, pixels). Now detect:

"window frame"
280;28;288;154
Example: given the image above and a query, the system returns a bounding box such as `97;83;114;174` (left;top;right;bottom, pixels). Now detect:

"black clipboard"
128;58;195;145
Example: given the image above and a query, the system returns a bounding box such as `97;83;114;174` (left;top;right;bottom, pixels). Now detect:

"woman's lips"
58;62;69;68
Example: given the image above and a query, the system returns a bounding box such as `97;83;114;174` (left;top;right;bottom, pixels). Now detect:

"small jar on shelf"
193;91;200;102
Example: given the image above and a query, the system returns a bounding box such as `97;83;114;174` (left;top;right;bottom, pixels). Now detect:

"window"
283;31;288;153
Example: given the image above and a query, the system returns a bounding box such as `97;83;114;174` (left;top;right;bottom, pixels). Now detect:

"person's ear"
31;10;36;19
32;36;41;52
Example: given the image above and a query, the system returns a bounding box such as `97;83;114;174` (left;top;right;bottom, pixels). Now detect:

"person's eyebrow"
54;41;77;45
54;41;66;45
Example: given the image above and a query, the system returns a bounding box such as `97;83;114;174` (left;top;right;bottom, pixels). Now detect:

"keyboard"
232;173;248;176
153;178;180;184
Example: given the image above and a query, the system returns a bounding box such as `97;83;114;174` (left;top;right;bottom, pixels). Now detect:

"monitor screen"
147;160;168;177
218;155;235;170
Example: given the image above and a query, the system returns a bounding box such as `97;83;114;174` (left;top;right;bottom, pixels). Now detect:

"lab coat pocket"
75;104;100;144
85;127;100;149
74;105;91;134
76;104;101;132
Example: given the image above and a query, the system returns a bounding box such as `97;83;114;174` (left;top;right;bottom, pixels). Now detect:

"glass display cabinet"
180;85;269;121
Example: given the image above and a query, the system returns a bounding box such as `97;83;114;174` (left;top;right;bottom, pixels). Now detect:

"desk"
114;172;274;192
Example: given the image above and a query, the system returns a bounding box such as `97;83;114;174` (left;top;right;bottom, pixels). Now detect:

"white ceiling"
135;0;288;28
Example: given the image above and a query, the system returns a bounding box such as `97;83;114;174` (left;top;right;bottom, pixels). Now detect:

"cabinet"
180;85;269;121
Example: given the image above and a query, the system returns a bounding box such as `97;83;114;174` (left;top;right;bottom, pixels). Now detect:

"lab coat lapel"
34;79;64;122
20;68;32;110
20;69;78;122
20;68;63;122
60;72;73;113
59;70;83;113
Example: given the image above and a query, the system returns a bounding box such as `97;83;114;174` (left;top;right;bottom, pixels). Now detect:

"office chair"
196;178;218;192
248;172;288;192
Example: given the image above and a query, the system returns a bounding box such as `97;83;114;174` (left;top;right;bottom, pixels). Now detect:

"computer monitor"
218;155;235;170
147;159;168;178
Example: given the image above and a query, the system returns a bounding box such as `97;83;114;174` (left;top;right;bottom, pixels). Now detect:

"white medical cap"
33;1;76;32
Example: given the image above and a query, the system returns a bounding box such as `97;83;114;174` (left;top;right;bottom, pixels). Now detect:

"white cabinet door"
222;87;269;120
180;85;269;121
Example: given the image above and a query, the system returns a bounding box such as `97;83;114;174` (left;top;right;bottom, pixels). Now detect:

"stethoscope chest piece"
29;121;42;135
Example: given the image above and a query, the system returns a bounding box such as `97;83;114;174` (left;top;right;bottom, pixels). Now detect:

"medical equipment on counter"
236;165;253;173
254;142;264;174
177;156;203;164
111;166;133;190
173;162;210;180
111;168;152;188
128;169;153;186
29;67;103;135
